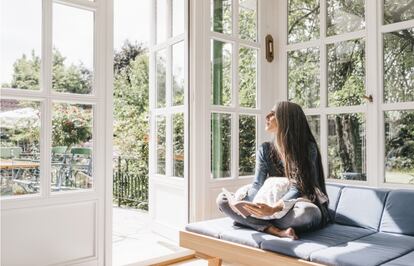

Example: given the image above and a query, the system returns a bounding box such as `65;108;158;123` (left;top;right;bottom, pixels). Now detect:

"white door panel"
1;202;96;266
149;0;189;240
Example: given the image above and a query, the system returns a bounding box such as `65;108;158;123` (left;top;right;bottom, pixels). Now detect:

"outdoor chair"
68;147;93;188
51;146;69;190
0;146;22;159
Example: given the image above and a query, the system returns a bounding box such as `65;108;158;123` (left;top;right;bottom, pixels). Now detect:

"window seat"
180;184;414;266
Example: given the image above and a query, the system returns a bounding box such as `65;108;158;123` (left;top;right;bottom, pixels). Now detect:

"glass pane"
328;113;366;180
173;113;184;177
327;0;365;36
239;46;257;108
173;42;185;106
1;0;41;90
0;99;40;197
307;115;320;146
288;0;320;44
156;115;166;175
156;49;167;108
239;0;257;41
51;103;93;192
383;28;414;103
328;39;365;107
211;40;232;106
288;47;320;108
239;115;256;176
173;0;184;36
384;0;414;24
211;113;231;178
211;0;232;34
52;3;94;94
157;0;167;43
385;110;414;184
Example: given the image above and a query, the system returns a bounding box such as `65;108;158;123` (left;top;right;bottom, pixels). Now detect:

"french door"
148;0;189;241
189;0;278;221
1;0;112;265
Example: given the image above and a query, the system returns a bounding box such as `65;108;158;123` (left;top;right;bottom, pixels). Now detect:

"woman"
216;101;330;240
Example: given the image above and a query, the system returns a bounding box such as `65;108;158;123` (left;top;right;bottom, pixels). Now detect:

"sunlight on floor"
112;207;185;266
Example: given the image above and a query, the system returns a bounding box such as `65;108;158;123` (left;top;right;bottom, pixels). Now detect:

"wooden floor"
170;258;244;266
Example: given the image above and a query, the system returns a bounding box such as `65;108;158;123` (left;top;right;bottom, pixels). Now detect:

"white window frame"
208;0;262;181
190;0;277;221
276;0;414;189
377;2;414;189
1;0;107;210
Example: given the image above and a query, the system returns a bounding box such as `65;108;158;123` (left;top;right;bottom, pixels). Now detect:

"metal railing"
113;156;148;210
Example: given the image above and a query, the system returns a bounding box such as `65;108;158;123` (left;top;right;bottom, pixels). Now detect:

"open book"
222;188;310;220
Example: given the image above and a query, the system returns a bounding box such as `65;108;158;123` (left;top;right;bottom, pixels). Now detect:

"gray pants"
216;192;322;233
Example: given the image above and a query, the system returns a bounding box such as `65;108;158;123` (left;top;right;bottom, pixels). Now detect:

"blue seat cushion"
310;232;414;266
260;224;375;260
380;189;414;236
335;186;389;230
220;227;276;248
185;217;236;238
381;250;414;266
326;183;343;218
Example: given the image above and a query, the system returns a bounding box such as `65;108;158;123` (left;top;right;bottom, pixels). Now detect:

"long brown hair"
271;101;327;201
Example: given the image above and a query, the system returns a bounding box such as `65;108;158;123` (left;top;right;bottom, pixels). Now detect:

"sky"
1;0;150;85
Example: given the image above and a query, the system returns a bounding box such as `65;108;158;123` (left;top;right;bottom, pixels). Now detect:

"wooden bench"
179;230;324;266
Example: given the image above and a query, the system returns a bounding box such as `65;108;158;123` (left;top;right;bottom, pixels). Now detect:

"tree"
3;48;92;94
52;49;92;94
52;104;92;151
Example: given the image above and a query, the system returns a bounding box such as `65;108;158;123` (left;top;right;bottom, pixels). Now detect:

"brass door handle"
363;94;373;103
265;34;274;63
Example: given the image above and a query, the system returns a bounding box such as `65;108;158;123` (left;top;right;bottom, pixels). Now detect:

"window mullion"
319;0;329;178
41;0;53;197
166;45;173;177
320;0;327;108
233;43;240;180
366;0;380;187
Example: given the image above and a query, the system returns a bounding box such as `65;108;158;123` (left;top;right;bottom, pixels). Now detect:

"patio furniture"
0;159;40;194
0;146;22;159
180;183;414;266
51;146;69;190
68;147;92;188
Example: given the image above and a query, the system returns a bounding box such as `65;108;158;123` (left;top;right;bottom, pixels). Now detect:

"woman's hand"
243;203;280;217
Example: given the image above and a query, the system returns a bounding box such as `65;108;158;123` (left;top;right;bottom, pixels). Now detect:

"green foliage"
239;4;257;41
288;48;320;108
239;115;256;176
113;41;150;204
288;1;413;180
385;111;414;172
4;49;92;94
173;113;184;177
288;0;320;43
6;51;41;90
239;47;256;108
52;49;92;94
52;104;92;150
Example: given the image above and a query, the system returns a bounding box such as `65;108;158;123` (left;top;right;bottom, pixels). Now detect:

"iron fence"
113;156;148;210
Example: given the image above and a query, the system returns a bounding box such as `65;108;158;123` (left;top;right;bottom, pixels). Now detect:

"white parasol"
0;108;40;129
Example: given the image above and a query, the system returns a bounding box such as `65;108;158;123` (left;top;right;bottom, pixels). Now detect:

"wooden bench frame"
179;231;324;266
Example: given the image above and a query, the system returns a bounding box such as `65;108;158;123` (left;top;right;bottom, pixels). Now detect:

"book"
222;187;311;220
221;188;258;218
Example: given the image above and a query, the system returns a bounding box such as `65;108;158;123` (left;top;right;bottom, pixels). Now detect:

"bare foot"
265;226;299;240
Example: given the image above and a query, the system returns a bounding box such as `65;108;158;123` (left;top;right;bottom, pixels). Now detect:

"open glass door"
1;0;110;265
149;0;188;241
189;0;277;221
